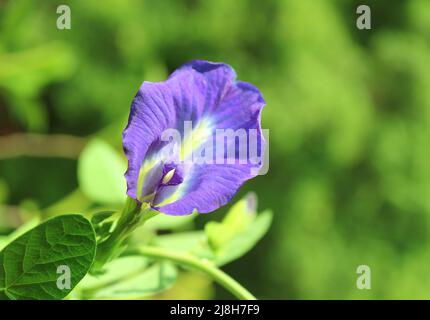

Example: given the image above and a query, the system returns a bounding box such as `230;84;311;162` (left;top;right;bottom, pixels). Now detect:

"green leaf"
79;256;177;299
213;210;273;266
91;210;116;243
0;214;96;300
79;256;150;292
205;192;257;250
144;211;197;230
78;139;126;205
91;210;116;225
155;231;213;259
205;193;273;266
0;237;8;251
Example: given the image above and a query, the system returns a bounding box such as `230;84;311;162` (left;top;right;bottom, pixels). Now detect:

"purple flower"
123;60;266;215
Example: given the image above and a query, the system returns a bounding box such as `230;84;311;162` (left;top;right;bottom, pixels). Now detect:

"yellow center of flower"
162;168;176;184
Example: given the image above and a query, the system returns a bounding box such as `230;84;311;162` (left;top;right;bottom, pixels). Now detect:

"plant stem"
125;246;257;300
91;198;156;273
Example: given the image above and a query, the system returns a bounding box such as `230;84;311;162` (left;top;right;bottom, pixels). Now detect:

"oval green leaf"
0;214;96;300
78;139;126;205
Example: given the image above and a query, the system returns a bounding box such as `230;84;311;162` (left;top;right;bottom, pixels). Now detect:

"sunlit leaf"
214;210;273;266
205;193;272;266
205;192;257;250
91;210;116;225
78;139;126;205
79;256;177;299
144;211;197;230
154;231;213;259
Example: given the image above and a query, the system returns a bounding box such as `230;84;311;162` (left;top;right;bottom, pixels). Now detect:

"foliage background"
1;0;430;299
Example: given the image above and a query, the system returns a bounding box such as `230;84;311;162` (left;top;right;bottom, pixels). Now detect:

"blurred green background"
1;0;430;299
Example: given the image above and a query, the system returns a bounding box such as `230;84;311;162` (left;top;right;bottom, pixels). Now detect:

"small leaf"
91;211;116;243
91;210;116;225
79;256;150;293
144;211;197;230
79;256;177;299
205;193;273;266
78;139;126;204
205;192;256;251
94;223;114;243
0;214;96;300
154;231;213;259
214;210;273;266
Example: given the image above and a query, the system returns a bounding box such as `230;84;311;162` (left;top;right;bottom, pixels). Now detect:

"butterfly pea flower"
123;60;266;215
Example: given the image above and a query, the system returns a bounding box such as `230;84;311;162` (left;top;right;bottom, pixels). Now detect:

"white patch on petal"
181;118;214;160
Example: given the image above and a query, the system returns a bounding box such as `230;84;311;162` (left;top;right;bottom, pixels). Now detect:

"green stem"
125;246;256;300
91;197;157;273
